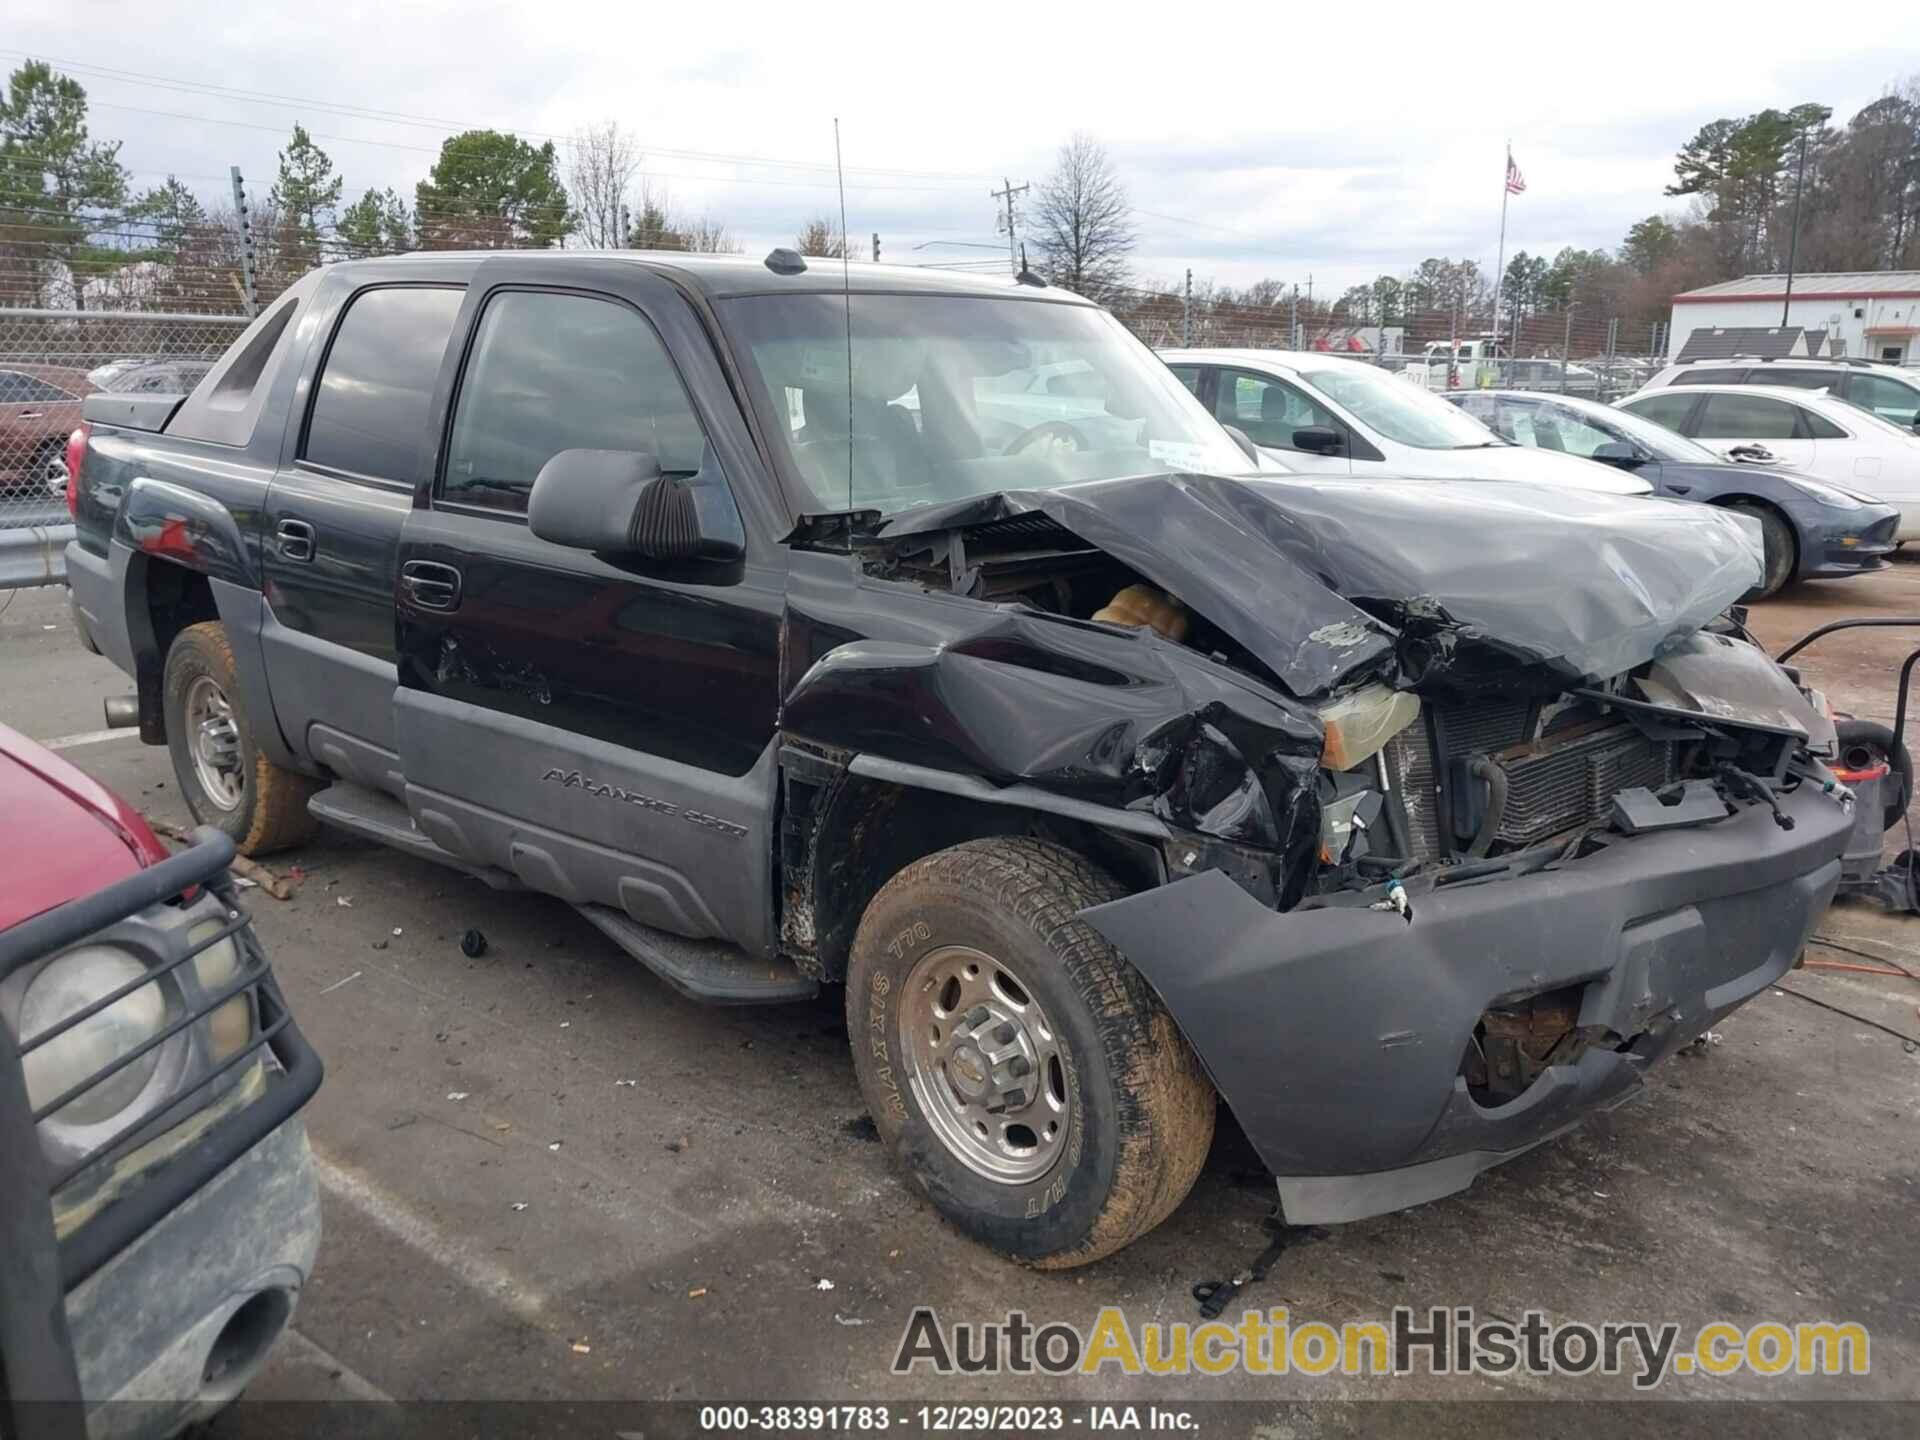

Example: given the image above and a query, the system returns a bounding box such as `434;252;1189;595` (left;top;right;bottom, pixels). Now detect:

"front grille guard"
0;828;321;1421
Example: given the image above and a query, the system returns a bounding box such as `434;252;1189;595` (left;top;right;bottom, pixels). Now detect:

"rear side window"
1800;408;1847;440
1695;392;1801;440
1672;368;1745;385
1846;372;1920;424
1623;393;1699;432
304;286;463;481
441;290;706;514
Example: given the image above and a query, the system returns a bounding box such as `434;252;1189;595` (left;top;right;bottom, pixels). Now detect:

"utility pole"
1562;303;1577;393
1781;127;1811;327
229;166;259;317
990;178;1030;278
1182;268;1192;346
1290;283;1300;351
872;232;881;263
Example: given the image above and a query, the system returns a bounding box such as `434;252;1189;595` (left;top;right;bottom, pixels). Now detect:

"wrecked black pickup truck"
63;249;1856;1266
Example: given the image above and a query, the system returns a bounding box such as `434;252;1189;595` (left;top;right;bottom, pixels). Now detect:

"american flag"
1505;154;1527;195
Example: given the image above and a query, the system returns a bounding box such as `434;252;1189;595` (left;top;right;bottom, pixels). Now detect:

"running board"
571;903;819;1005
308;782;517;888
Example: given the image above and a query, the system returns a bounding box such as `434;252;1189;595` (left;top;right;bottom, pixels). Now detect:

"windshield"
1577;400;1723;462
719;294;1251;516
1300;364;1498;449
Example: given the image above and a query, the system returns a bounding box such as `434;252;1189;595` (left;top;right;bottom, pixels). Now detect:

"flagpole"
1490;141;1512;360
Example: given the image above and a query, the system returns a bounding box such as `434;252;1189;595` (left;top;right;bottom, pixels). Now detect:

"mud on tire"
846;837;1215;1268
163;621;319;856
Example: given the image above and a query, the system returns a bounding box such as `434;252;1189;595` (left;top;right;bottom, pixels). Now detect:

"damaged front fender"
782;582;1326;877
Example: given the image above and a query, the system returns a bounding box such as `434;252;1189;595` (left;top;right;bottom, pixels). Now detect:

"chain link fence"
0;309;248;587
1107;283;1666;403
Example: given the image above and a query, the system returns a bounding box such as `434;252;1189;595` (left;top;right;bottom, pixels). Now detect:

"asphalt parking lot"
4;562;1919;1429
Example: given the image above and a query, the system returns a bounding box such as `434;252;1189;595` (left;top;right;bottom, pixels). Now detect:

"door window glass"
1694;392;1802;440
1622;392;1700;432
0;371;74;402
1166;365;1202;398
304;286;463;480
1846;372;1920;424
443;290;706;514
1800;407;1847;439
1213;368;1337;449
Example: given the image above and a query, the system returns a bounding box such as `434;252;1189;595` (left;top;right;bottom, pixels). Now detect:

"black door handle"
276;518;315;562
400;560;462;611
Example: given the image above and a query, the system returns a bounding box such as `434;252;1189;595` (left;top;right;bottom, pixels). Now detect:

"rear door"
1689;391;1817;471
260;281;464;793
392;260;786;953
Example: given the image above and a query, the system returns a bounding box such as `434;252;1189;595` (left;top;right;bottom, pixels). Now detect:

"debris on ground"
446;1092;470;1102
147;817;299;899
688;1287;707;1299
509;1202;528;1212
318;971;362;996
615;1079;637;1088
372;939;388;951
233;875;258;889
833;1314;867;1327
548;1141;562;1151
814;1278;835;1292
392;927;403;937
570;1341;592;1355
666;1135;689;1154
337;896;353;908
461;928;489;957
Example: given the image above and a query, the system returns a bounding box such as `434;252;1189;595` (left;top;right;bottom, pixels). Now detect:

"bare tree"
682;215;740;254
1032;133;1135;302
568;121;643;249
796;215;849;259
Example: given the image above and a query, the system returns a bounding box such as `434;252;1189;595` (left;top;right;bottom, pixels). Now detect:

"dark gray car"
1451;389;1899;596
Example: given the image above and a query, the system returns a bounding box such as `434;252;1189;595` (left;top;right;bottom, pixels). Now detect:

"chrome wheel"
900;944;1070;1185
41;445;68;497
184;674;244;812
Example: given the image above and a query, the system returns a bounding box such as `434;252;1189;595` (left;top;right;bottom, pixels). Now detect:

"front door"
1206;366;1353;474
260;280;465;793
393;262;786;954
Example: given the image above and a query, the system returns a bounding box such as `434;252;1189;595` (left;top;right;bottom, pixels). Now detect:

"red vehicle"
0;724;321;1438
0;365;91;497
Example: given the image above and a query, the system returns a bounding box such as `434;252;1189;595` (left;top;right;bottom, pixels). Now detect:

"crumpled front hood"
878;472;1764;699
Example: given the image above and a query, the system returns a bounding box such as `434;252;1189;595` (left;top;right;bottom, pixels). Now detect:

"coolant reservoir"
1317;685;1421;771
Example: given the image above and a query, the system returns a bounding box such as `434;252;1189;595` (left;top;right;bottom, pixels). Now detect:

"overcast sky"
12;3;1920;297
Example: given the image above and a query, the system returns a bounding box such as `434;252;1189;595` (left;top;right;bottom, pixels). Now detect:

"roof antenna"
834;116;854;542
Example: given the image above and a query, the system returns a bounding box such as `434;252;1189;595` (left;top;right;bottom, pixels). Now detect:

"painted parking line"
41;728;139;751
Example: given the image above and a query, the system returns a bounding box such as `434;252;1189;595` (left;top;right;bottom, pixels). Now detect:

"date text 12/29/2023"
697;1404;1199;1433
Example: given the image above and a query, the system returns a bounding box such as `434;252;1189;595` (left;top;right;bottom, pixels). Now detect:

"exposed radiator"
1383;698;1674;860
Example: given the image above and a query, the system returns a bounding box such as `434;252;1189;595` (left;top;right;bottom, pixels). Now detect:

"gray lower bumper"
67;1118;320;1440
1082;781;1852;1224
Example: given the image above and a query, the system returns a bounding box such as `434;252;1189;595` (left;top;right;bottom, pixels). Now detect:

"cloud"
9;0;1917;295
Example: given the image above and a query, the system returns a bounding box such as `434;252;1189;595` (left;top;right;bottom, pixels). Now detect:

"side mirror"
1221;424;1260;465
1293;425;1344;456
527;448;743;562
1590;441;1644;468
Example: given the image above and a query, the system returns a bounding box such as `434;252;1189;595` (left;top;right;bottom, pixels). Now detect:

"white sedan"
1617;383;1920;539
1158;348;1650;494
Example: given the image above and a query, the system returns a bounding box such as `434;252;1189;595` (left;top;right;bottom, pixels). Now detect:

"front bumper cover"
1082;779;1851;1224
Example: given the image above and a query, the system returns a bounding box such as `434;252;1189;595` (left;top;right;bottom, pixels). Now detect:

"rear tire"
163;622;319;855
846;837;1214;1269
1731;502;1795;599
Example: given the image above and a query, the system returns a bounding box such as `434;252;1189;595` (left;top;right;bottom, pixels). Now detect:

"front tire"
847;838;1214;1268
163;621;319;855
1731;502;1795;599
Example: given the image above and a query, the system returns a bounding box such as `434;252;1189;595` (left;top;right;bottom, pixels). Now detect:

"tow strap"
1191;1209;1328;1319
